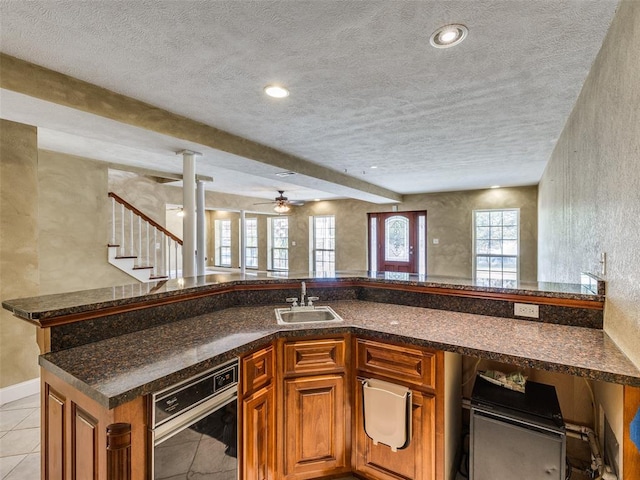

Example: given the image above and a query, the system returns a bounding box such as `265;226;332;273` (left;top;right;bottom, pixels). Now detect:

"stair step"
107;193;183;283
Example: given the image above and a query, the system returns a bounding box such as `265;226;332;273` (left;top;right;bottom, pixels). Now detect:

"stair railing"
108;192;183;279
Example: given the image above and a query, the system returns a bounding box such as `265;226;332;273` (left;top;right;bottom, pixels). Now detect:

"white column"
240;210;246;275
178;150;201;278
196;180;207;276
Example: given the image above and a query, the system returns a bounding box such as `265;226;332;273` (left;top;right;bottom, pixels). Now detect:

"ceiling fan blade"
252;190;304;208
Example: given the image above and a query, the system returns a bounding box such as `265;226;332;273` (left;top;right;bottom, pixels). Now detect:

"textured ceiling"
0;0;619;201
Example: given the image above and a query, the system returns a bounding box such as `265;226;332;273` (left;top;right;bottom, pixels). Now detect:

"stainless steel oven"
149;358;239;480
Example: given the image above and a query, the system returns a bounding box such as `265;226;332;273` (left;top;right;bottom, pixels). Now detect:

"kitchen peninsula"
3;272;639;480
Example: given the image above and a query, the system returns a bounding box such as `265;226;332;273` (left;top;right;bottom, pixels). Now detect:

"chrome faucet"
286;281;319;309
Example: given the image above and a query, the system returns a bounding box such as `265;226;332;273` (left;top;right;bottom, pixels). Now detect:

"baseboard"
0;377;40;406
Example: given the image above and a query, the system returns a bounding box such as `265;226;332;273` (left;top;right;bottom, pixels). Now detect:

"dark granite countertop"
3;271;603;321
39;300;640;409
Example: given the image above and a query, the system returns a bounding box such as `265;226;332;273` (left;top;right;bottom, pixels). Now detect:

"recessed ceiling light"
370;166;378;169
430;24;468;49
314;198;321;202
490;185;501;189
264;85;289;98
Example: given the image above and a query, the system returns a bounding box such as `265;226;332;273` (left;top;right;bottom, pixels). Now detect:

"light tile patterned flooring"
0;394;40;479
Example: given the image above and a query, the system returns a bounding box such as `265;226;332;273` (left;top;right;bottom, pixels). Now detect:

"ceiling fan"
254;190;305;213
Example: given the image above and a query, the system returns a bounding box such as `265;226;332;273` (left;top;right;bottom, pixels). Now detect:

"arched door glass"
385;216;409;262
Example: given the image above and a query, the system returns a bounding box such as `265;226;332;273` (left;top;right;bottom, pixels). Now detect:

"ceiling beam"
1;54;403;203
106;163;214;183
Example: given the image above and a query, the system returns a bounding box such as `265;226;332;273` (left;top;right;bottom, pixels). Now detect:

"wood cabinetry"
41;369;145;480
282;374;347;477
240;346;277;480
356;338;436;389
242;383;276;480
353;338;444;480
278;336;351;480
282;338;346;376
42;335;446;480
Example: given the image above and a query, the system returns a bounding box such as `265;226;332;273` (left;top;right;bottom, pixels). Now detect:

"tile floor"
0;394;40;479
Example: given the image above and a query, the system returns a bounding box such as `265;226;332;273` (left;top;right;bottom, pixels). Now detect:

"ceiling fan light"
274;203;290;213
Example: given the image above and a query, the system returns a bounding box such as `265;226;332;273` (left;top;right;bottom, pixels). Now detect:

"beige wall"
83;178;538;280
286;186;537;280
538;0;640;369
183;186;538;279
537;2;640;471
109;169;280;271
0;120;40;387
38;151;132;294
109;170;172;230
81;164;540;280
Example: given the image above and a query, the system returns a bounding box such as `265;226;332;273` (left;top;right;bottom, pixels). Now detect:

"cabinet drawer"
242;346;274;395
356;339;435;389
283;338;346;376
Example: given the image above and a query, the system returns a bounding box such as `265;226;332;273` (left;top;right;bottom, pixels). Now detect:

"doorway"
368;211;426;274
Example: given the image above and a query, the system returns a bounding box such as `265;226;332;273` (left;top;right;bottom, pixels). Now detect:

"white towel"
362;378;412;452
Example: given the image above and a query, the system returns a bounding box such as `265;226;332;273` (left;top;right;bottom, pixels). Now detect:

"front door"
369;211;425;273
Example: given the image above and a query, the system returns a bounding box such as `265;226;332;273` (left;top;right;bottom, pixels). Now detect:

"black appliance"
470;376;566;480
149;358;239;479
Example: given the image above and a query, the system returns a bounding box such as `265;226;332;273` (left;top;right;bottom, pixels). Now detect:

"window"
270;217;289;271
214;219;232;267
385;215;410;262
473;209;519;286
312;215;335;275
245;218;258;268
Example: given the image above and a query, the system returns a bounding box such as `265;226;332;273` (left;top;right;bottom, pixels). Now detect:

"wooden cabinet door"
43;382;101;480
242;346;274;396
42;370;142;480
354;380;436;480
44;384;66;480
242;384;276;480
72;405;99;479
282;374;348;480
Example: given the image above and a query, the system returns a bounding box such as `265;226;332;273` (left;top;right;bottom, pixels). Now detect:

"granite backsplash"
48;283;601;352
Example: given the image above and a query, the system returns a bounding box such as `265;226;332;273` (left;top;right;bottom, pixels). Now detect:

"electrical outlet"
514;303;539;318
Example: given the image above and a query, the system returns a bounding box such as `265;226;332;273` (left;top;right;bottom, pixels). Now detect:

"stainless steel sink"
275;306;343;325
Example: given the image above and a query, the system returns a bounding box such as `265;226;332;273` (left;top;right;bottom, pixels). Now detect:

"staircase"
108;192;183;282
